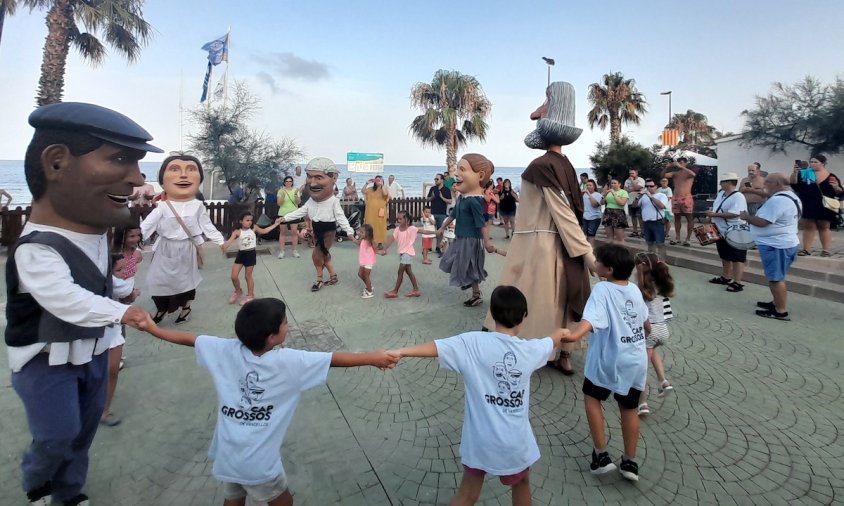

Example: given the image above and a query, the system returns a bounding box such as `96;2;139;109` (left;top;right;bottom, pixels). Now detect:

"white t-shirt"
624;177;646;200
237;228;257;251
195;335;332;485
292;170;307;191
638;192;669;222
282;196;354;236
657;186;673;199
751;191;801;248
644;296;665;325
582;192;603;220
582;282;649;395
710;190;748;233
436;331;552;475
387;181;404;199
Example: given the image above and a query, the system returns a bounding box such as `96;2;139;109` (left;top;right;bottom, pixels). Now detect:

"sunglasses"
645;184;655;187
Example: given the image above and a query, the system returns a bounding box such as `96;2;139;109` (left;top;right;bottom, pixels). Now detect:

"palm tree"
670;109;717;147
0;0;17;46
409;69;491;172
3;0;152;106
587;72;647;144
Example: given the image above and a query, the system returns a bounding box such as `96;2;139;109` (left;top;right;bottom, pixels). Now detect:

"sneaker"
277;251;286;259
240;295;254;305
26;482;51;505
619;458;639;481
590;450;617;475
637;403;650;416
756;308;790;321
292;250;301;258
63;493;90;506
228;291;242;304
657;381;674;397
756;301;775;310
361;289;374;299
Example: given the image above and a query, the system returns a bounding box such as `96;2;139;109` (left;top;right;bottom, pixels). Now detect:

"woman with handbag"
790;154;843;257
364;175;390;248
600;178;629;244
706;173;748;292
141;154;225;324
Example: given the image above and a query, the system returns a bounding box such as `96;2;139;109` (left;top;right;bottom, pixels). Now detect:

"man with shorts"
662;157;697;246
638;179;669;259
739;163;767;216
741;173;802;321
624;169;645;238
426;175;452;257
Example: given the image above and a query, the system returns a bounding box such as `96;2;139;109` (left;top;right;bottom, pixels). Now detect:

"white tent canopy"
673;149;718;166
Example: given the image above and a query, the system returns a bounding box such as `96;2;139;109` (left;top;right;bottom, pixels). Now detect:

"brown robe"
484;152;592;350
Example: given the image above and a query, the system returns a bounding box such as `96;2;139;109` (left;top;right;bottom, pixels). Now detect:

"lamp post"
542;57;555;87
660;90;672;127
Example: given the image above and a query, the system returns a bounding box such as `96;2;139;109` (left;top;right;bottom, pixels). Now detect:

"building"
714;134;844;180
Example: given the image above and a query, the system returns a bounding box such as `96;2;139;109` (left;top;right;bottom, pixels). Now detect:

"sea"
0;160;591;207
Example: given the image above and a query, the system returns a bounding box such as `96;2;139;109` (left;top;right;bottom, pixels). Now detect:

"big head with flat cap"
24;102;162;233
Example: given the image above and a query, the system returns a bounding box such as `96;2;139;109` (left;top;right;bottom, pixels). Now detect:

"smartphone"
795;159;802;166
744;182;752;187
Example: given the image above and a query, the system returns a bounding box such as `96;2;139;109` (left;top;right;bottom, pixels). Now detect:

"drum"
693;224;721;245
725;224;755;250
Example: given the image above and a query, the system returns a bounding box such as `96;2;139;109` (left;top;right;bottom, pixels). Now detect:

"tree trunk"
445;129;457;173
0;8;6;49
609;107;621;144
36;0;73;106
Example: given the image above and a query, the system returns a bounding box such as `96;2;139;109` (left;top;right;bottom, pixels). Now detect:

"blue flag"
200;62;212;103
201;34;228;66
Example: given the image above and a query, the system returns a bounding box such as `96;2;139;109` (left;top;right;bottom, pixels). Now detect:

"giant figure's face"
453;158;482;195
162;159;201;202
45;143;145;232
306;170;337;202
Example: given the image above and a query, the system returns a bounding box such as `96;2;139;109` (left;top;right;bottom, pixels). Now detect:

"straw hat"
719;172;739;182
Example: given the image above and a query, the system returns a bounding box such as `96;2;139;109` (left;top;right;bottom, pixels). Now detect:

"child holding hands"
380;210;435;298
392;285;567;506
136;298;398;506
559;244;650;481
221;211;283;305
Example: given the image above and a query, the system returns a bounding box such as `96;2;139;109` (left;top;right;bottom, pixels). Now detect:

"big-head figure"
484;82;595;373
6;102;160;505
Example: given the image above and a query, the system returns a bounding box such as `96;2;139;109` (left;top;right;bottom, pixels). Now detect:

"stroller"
335;200;363;242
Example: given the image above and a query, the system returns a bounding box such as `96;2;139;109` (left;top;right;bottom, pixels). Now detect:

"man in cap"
279;157;355;291
6;102;159;506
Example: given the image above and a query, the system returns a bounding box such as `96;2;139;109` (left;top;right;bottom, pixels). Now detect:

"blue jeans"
642;220;666;245
12;352;108;502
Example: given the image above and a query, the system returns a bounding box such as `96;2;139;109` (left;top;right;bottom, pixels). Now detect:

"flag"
200;62;212;103
201;34;229;66
213;78;225;101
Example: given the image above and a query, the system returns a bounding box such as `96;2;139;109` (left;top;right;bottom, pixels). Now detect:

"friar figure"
6;102;158;505
484;82;595;374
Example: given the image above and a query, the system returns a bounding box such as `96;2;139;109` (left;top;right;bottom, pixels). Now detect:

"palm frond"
72;31;107;64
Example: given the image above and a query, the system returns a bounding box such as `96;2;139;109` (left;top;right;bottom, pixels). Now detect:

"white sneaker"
277;251;285;259
361;289;374;299
292;250;301;258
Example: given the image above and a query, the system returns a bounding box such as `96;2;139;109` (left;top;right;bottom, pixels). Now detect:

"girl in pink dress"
357;224;377;298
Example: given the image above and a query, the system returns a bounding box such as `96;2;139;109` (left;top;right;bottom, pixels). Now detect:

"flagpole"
179;69;184;151
224;28;231;106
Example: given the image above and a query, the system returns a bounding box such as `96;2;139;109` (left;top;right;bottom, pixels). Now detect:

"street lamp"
660;91;672;127
542;57;555;87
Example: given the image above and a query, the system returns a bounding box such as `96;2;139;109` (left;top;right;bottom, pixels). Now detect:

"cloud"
255;71;282;95
253;52;330;82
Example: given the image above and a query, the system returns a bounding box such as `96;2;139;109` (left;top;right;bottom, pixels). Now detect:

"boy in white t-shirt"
560;244;651;482
393;286;566;505
137;298;399;506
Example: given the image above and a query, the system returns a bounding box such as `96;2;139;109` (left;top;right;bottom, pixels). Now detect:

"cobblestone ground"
0;233;842;505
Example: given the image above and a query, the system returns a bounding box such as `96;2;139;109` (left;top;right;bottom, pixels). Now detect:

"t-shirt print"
489;351;526;413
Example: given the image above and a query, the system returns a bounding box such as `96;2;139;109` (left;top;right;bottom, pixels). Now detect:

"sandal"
669;240;678;245
383;292;399;299
325;275;339;286
547;353;575;376
726;281;744;292
422;259;432;264
405;290;421;298
708;276;731;285
682;241;691;247
311;280;324;292
820;251;832;257
100;413;121;427
240;295;255;305
463;294;483;307
152;310;166;324
174;307;192;324
228;291;242;304
797;249;811;256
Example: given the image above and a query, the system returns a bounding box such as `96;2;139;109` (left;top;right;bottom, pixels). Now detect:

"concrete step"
595;237;844;304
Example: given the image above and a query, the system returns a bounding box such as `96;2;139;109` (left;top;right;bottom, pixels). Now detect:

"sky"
1;0;843;168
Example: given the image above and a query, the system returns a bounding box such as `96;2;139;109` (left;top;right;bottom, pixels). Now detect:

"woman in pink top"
357;224;377;299
380;210;428;298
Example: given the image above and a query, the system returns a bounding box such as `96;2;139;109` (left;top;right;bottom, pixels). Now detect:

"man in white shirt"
741;173;802;321
638;179;669;259
7;103;155;506
706;173;749;293
624;169;645;238
387;174;405;200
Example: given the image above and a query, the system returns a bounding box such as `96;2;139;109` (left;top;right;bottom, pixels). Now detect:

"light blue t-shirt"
195;335;332;485
436;331;553;475
582;191;603;220
751;191;801;248
582;282;649;395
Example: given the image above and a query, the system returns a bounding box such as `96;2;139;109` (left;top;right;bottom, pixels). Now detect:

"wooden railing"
0;196;433;246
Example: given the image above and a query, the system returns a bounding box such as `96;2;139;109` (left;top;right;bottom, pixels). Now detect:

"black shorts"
582;377;642;410
278;217;304;230
235;249;257;267
715;238;747;263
